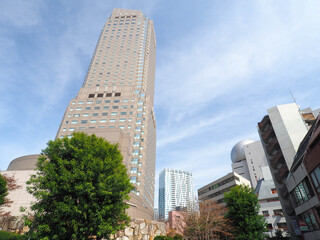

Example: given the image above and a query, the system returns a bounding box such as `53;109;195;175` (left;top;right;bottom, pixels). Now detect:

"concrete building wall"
198;172;251;206
267;103;308;169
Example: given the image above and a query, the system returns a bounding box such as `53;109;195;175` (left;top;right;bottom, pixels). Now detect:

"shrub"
0;231;28;240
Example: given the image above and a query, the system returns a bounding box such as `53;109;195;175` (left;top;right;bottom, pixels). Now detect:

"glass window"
87;101;93;104
131;158;138;164
71;120;78;124
133;149;139;155
111;112;117;116
100;119;107;123
109;119;116;122
95;107;100;110
90;120;97;123
93;113;99;116
83;113;89;117
130;167;138;173
74;114;80;117
102;113;108;116
81;120;87;124
85;107;91;110
69;128;75;131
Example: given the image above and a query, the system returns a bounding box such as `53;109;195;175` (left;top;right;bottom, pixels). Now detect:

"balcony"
258;115;271;132
266;138;280;156
270;152;285;169
262;126;275;144
275;165;289;183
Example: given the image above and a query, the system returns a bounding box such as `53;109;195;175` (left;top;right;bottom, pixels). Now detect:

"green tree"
25;132;133;240
224;185;267;240
0;174;8;206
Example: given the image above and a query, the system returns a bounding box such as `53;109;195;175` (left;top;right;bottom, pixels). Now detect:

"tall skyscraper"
158;169;195;221
56;9;156;219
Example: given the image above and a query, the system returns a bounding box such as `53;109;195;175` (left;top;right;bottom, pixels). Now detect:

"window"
262;211;269;217
273;209;283;216
90;120;97;123
112;106;119;109
100;119;107;123
271;188;277;194
134;141;140;147
85;107;91;110
130;177;136;183
71;120;78;124
96;100;102;104
111;112;117;116
73;114;80;117
106;93;112;97
131;158;138;164
103;106;109;110
291;178;314;206
87;101;93;104
94;107;100;110
130;167;138;173
114;100;120;103
121;112;127;115
69;128;75;131
133;149;139;155
109;119;116;122
310;165;320;193
76;107;82;111
78;101;84;104
81;120;87;124
134;134;140;139
92;113;99;116
102;113;108;116
97;93;103;97
88;94;95;98
115;92;121;97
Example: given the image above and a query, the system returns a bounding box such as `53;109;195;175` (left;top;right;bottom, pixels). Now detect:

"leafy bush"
0;231;28;240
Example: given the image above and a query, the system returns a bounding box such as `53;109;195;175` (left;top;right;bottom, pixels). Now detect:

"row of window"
291;178;314;207
262;209;283;217
88;92;121;98
72;99;135;105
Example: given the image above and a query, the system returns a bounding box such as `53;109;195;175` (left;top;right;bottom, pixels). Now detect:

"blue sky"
1;0;320;204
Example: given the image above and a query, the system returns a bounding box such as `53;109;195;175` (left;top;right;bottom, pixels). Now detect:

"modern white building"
158;168;194;221
258;103;312;239
231;140;268;188
198;172;251;205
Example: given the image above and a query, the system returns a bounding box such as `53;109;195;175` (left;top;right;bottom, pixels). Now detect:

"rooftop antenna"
288;88;297;105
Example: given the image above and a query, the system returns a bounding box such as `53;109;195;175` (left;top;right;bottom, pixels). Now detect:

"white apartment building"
158;168;194;221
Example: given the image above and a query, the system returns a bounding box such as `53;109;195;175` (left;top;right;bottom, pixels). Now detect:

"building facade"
286;114;320;240
56;9;157;219
258;103;312;238
158;169;194;221
231;140;268;188
198;172;251;205
255;166;288;237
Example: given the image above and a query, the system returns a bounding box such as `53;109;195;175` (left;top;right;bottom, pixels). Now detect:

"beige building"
198;172;251;205
56;8;157;219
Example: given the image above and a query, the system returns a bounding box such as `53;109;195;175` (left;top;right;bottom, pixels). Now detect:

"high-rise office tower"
158;169;195;221
56;9;156;220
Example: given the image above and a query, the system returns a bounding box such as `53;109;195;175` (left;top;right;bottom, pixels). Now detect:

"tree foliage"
0;173;21;217
224;185;267;240
183;200;234;240
25;132;133;240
